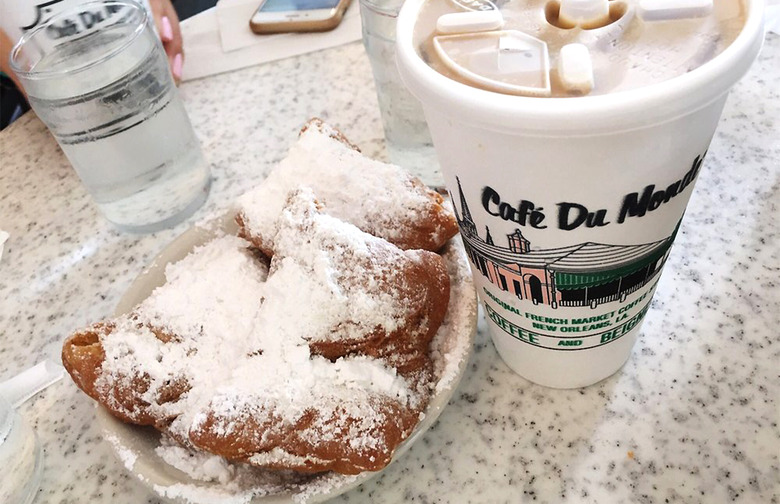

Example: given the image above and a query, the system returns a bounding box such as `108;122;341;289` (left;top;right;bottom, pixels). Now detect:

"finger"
147;0;165;38
161;1;183;55
147;0;183;83
160;15;174;43
171;53;183;86
161;1;184;83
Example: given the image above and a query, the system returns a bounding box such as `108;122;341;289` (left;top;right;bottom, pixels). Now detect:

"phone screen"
257;0;341;12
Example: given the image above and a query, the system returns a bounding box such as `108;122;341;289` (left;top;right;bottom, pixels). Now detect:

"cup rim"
9;0;148;81
396;0;766;135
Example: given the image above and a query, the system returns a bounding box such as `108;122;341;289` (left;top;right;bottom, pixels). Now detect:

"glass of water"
359;0;445;190
10;0;211;233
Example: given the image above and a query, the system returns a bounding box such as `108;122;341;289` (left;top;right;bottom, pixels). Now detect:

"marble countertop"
1;30;778;504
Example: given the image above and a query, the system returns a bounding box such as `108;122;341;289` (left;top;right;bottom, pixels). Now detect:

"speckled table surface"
1;29;778;504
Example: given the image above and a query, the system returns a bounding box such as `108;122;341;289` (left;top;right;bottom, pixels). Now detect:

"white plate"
97;213;477;504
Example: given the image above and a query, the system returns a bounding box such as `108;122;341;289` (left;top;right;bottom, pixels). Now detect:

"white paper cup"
396;0;764;388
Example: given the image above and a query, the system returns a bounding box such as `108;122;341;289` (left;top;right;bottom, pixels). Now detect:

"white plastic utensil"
0;360;64;408
638;0;713;21
558;43;594;94
436;10;505;34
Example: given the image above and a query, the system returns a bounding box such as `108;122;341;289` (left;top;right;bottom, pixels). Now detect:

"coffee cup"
396;0;764;388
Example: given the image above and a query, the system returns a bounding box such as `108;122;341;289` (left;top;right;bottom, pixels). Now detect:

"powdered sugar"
96;189;439;467
104;432;138;469
156;437;235;484
237;120;449;252
154;443;363;504
429;241;478;394
270;189;417;343
101;227;475;504
148;234;476;503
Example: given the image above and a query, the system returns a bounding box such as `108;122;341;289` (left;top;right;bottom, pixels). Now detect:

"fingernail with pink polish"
161;16;173;42
173;53;183;81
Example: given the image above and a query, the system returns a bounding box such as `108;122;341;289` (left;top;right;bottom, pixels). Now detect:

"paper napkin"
180;1;362;81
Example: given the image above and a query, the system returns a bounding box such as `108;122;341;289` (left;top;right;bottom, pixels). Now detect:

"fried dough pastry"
62;189;450;475
236;118;458;256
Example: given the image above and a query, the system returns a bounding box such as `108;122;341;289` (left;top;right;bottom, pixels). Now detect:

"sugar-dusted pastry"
62;188;450;475
236;119;458;256
63;235;269;429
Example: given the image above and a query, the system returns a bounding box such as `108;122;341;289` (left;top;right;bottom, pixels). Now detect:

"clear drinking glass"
10;0;211;233
359;0;445;190
0;396;42;504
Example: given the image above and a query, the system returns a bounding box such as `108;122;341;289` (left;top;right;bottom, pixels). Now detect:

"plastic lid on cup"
558;0;610;28
429;0;616;97
426;0;727;98
397;0;764;134
433;30;552;96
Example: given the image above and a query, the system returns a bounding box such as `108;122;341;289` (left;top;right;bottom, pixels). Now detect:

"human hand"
148;0;184;85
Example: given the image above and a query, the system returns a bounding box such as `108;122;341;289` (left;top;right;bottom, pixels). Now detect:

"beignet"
63;188;450;475
236;119;458;256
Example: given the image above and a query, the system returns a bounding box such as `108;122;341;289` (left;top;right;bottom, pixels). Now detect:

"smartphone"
249;0;352;34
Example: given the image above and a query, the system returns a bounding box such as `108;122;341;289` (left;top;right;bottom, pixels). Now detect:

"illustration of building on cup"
452;180;678;310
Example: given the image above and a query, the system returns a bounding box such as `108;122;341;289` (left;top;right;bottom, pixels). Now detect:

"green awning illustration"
461;218;681;291
553;227;678;290
554;243;667;289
